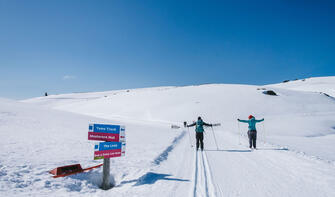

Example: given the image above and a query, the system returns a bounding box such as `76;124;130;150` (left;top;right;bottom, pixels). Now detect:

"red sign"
94;149;125;160
88;132;121;142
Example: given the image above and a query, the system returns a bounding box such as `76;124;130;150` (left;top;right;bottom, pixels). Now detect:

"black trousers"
248;130;257;148
196;132;204;150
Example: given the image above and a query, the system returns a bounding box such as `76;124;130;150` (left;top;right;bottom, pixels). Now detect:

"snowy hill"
268;76;335;97
1;76;335;196
24;79;335;161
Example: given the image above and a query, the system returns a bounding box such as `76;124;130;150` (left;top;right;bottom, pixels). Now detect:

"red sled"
49;163;103;178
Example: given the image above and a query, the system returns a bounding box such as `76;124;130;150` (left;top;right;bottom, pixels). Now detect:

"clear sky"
1;0;334;99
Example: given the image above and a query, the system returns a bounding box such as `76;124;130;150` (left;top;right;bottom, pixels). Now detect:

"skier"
186;117;212;151
238;115;264;149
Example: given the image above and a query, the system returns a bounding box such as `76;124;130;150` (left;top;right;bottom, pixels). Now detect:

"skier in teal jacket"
238;115;264;149
187;117;212;151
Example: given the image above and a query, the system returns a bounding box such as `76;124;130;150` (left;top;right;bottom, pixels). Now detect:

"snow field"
0;99;181;196
0;76;335;196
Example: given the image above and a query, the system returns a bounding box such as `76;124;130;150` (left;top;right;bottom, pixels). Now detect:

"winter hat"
248;115;254;119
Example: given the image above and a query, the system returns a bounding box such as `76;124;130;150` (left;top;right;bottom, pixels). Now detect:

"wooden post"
102;158;111;190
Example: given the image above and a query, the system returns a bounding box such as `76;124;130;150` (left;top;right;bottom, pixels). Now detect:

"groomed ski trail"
202;130;335;197
192;150;217;197
115;126;335;197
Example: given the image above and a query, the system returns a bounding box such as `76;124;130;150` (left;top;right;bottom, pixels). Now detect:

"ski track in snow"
200;152;209;197
192;150;198;197
192;151;216;197
203;151;220;197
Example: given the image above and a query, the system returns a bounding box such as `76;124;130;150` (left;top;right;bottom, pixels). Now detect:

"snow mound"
268;76;335;97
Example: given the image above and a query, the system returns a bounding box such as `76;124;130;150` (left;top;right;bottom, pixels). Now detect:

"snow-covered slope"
268;76;335;97
2;76;335;196
24;82;335;162
0;98;181;196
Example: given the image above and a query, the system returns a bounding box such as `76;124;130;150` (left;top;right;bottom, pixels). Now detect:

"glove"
237;119;240;121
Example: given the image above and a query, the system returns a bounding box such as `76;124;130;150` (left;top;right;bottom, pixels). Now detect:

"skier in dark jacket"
238;115;264;149
187;117;212;151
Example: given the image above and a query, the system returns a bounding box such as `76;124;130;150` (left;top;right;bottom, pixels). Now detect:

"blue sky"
1;0;334;99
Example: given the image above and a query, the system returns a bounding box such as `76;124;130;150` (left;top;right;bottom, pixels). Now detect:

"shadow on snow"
205;149;252;152
120;172;189;186
257;147;289;151
153;131;186;165
205;148;288;152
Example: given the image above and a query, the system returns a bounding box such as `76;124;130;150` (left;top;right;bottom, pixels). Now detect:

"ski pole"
262;121;266;144
211;126;219;150
187;127;193;148
237;121;241;145
184;121;193;148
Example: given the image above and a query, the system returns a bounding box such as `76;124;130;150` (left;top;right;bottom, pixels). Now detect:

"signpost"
88;123;125;142
102;158;110;190
94;142;126;160
88;123;126;190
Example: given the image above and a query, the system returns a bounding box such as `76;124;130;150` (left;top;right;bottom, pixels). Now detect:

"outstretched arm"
256;118;264;123
187;122;196;127
203;122;213;127
238;119;249;123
